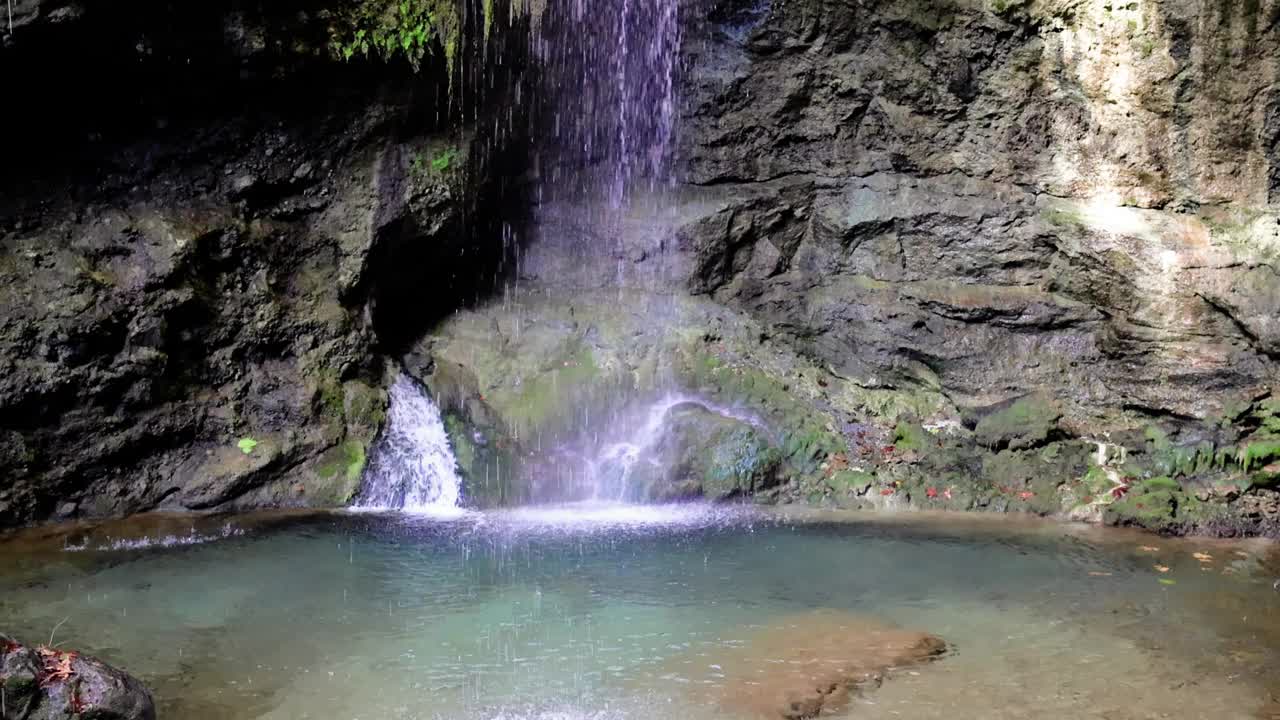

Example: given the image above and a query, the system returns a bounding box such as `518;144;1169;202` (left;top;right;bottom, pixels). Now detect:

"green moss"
1042;206;1086;230
1143;425;1171;453
1255;396;1280;434
318;439;367;484
974;394;1060;450
1104;488;1181;531
1142;476;1180;492
830;469;875;491
675;347;849;475
315;370;345;419
1239;439;1280;473
502;343;601;438
892;422;929;452
847;385;945;424
344;380;388;428
444;414;476;474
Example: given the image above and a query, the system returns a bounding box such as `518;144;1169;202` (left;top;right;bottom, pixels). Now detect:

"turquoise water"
2;505;1279;719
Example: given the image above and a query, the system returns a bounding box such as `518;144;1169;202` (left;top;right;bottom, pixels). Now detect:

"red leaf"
1019;491;1034;500
926;487;938;498
880;488;895;496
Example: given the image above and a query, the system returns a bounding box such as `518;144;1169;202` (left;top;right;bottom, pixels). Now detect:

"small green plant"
331;0;461;75
431;147;458;172
411;147;460;180
237;437;260;455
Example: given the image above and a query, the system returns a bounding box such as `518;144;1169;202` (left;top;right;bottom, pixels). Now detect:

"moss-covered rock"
617;403;783;501
973;394;1062;451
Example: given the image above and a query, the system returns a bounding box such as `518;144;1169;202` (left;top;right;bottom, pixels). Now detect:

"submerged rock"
0;634;155;720
674;610;946;719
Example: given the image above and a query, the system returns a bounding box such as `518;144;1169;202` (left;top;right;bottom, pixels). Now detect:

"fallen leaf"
1138;546;1160;552
943;488;953;500
1192;552;1213;563
1158;578;1177;586
926;487;938;498
880;488;895;496
1235;550;1250;558
1018;491;1034;500
1154;564;1170;573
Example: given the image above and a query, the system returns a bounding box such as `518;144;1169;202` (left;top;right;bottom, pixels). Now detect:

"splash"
355;373;463;514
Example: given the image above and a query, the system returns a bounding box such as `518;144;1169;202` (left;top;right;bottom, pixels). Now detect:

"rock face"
0;634;156;720
639;0;1280;533
0;0;527;526
676;0;1278;421
4;0;1280;535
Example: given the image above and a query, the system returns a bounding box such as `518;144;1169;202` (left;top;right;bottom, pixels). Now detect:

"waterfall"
355;374;462;512
536;0;680;205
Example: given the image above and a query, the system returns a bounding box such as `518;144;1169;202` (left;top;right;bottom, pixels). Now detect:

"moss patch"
974;394;1061;450
318;439;367;485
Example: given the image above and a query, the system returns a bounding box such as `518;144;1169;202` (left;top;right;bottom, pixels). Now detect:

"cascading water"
355;373;462;512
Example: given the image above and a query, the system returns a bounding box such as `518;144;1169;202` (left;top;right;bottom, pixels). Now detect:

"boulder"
0;634;155;720
623;402;782;501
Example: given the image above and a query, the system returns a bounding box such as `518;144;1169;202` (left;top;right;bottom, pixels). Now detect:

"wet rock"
0;634;155;720
643;403;782;501
675;610;946;719
0;0;523;527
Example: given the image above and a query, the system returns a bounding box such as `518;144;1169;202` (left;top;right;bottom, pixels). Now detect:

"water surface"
2;505;1278;719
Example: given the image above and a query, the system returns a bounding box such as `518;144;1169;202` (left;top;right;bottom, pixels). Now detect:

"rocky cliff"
4;0;1280;535
0;0;528;526
666;0;1280;532
421;0;1280;534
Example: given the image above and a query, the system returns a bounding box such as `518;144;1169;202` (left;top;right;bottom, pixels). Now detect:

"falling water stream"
355;374;462;513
